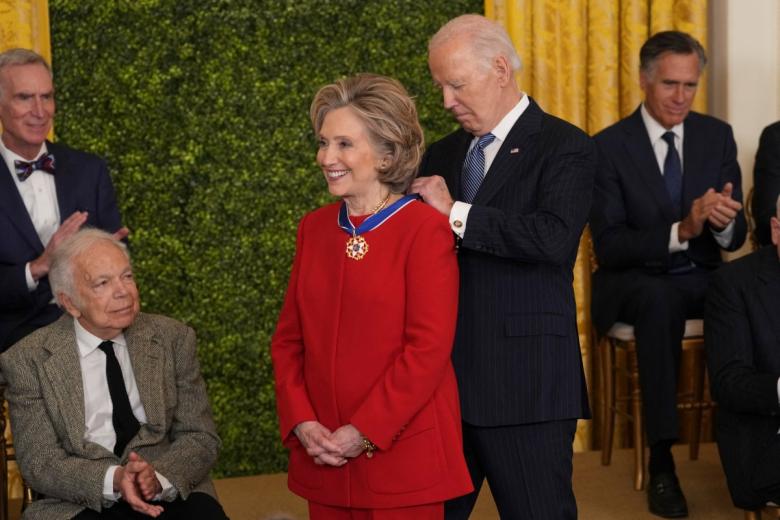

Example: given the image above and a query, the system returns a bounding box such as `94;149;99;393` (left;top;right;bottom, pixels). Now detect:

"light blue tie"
462;133;496;203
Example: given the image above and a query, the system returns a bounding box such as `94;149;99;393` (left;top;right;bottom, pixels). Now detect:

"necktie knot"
477;133;496;150
14;153;55;181
98;340;114;356
661;131;676;148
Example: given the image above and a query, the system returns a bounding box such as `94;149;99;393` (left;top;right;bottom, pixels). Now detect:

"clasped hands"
678;182;742;242
294;421;365;466
113;451;165;517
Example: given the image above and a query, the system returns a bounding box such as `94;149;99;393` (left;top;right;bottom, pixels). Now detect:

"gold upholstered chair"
598;319;715;491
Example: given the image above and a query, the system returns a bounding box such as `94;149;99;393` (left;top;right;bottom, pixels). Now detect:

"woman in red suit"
271;74;472;519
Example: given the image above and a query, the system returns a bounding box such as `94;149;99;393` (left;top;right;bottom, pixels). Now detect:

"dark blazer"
590;107;746;333
418;98;594;426
0;313;221;519
705;246;780;509
753;121;780;247
0;141;123;350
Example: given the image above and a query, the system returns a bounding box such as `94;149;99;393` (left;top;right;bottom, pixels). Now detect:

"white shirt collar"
74;318;127;358
640;103;684;144
489;94;530;142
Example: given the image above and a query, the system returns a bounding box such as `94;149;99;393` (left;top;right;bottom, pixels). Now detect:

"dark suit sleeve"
462;129;596;265
705;267;780;415
590;137;672;269
712;124;747;252
753;122;780;247
93;158;123;234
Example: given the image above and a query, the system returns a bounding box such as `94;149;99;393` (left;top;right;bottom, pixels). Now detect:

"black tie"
98;341;140;456
661;131;682;218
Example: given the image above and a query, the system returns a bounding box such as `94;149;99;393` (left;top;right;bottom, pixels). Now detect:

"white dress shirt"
0;139;60;291
74;320;175;503
639;104;735;252
449;95;530;237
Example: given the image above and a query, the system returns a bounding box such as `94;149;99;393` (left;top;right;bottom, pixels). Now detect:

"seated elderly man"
0;229;227;519
705;194;780;511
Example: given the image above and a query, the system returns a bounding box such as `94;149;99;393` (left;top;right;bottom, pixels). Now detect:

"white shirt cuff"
103;465;121;503
24;263;38;292
450;201;472;238
712;219;736;248
668;222;690;253
154;471;177;502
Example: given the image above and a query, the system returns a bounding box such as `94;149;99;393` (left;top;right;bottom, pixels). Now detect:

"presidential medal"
345;234;369;260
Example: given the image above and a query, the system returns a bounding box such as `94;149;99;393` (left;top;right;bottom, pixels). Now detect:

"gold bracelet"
362;437;377;458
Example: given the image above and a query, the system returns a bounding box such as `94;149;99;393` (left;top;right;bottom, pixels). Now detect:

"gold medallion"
346;235;369;260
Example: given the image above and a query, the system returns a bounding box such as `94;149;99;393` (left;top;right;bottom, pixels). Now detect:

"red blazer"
272;199;472;508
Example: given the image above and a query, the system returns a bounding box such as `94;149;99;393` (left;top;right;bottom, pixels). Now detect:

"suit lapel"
124;315;165;448
0;158;45;251
49;141;78;219
621;108;678;222
473;98;542;205
42;316;89;452
756;248;780;345
447;130;472;201
681;115;711;214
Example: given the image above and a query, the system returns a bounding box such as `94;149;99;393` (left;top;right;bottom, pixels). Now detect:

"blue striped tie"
462;133;496;203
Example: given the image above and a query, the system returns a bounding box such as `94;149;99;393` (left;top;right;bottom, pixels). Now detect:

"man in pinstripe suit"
411;14;595;520
1;229;227;519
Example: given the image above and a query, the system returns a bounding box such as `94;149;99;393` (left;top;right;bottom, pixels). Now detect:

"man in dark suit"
753;121;780;247
0;48;127;352
705;196;780;511
591;31;746;518
1;229;227;519
411;14;594;519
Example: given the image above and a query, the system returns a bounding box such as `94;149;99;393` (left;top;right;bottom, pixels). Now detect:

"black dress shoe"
647;472;689;518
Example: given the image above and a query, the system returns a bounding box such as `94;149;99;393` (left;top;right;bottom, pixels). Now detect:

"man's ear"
494;55;512;87
58;292;81;319
771;216;780;247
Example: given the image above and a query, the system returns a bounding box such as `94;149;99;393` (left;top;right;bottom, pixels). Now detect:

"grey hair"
429;14;522;72
0;48;52;99
49;228;130;307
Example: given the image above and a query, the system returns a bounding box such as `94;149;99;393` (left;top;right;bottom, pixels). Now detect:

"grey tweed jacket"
0;313;221;520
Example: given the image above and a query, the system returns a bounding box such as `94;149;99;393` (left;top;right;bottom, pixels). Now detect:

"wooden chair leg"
689;345;705;461
0;386;8;520
629;345;645;491
600;337;615;466
744;510;761;520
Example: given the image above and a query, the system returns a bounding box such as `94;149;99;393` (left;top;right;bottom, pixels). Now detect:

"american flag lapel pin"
510;147;520;154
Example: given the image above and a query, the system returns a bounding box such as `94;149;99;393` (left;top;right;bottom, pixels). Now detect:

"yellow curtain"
486;0;708;452
0;0;52;500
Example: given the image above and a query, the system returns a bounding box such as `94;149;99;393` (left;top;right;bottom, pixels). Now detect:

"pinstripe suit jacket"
418;98;594;426
705;246;780;509
0;313;220;520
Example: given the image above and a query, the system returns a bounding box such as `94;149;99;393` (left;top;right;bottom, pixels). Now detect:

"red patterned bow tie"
14;153;56;181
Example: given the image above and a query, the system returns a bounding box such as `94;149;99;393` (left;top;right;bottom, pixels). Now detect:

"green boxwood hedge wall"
48;0;481;476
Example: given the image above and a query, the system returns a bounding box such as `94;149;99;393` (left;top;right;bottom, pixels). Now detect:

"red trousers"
308;501;443;519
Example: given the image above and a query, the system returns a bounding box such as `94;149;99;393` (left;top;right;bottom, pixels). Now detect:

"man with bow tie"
0;48;127;352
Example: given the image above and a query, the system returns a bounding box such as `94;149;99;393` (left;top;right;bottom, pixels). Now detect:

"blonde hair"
310;73;423;193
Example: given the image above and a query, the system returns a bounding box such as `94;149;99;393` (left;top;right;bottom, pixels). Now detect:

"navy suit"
591;107;746;445
705;246;780;510
419;98;594;518
753;121;780;247
0;141;123;351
